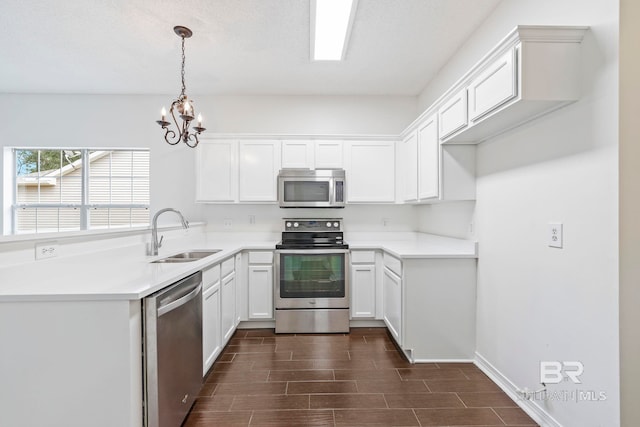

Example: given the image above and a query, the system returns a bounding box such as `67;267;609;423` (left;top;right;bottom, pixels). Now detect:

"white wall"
202;203;418;233
417;201;476;240
0;94;417;234
416;0;619;425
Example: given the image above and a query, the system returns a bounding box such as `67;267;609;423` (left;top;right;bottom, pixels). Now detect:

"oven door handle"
275;249;350;255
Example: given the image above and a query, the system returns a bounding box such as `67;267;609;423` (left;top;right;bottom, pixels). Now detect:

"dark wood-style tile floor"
184;328;538;427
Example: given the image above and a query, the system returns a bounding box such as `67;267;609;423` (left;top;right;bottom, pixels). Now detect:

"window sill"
0;222;206;245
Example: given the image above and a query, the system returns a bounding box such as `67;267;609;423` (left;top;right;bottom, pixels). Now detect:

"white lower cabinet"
382;255;403;345
382;253;477;362
247;251;274;319
202;264;221;376
220;258;236;344
350;250;377;318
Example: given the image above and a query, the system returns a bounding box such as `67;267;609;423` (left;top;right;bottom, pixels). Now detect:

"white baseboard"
474;352;562;427
414;358;475;363
236;320;386;330
349;319;386;328
237;320;275;329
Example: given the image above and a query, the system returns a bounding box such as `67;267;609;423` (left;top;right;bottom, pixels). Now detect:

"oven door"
275;249;350;309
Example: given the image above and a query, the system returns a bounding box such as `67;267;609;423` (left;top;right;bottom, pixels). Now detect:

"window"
12;148;150;234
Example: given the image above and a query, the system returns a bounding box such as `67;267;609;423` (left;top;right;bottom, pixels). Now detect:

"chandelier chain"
180;36;187;97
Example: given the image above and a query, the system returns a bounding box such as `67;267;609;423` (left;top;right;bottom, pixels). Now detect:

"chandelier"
156;26;206;148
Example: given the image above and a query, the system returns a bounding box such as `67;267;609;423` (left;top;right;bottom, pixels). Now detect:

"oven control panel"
283;218;342;232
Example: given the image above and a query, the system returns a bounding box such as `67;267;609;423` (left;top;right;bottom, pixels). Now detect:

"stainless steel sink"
152;250;221;263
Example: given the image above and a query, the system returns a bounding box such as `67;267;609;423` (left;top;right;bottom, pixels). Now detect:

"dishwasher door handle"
158;284;202;317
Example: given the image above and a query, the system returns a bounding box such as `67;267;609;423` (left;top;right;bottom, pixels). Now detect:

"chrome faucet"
149;208;190;256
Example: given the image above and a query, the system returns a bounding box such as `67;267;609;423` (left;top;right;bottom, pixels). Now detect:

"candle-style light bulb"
197;114;203;127
160;107;166;121
183;101;191;114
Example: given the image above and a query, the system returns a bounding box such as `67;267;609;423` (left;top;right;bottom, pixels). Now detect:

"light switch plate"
548;223;563;248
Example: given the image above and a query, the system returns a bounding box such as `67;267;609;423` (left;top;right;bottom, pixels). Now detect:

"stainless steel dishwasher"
144;271;203;427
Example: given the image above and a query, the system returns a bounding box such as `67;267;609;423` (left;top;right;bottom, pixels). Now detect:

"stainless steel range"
274;218;350;333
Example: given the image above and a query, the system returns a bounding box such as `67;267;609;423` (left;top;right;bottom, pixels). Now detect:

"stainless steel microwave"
278;169;346;208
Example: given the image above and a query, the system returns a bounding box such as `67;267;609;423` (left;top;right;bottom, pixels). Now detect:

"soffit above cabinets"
0;0;501;95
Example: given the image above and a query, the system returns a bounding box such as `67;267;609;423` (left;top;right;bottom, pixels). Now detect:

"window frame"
11;147;150;235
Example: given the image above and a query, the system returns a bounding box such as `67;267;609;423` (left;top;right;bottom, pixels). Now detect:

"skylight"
311;0;357;61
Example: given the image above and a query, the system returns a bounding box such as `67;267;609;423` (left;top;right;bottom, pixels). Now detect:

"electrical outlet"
223;219;232;228
35;242;59;260
548;223;563;248
249;215;256;225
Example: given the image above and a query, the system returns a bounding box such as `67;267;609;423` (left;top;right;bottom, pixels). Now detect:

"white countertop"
0;231;476;302
346;232;478;259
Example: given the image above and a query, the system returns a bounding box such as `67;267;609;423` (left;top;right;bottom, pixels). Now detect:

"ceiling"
0;0;502;96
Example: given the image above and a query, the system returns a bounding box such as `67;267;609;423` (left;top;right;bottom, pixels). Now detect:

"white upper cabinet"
467;48;517;122
345;141;396;203
417;114;439;200
438;88;468;140
280;140;344;169
238;140;281;202
281;140;314;169
196;140;237;202
314;140;344;169
401;132;418;202
441;25;587;144
400;114;475;203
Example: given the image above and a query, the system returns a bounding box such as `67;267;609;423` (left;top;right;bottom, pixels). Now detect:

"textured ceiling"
0;0;502;95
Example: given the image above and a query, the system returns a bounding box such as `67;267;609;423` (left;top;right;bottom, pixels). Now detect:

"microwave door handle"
330;178;335;204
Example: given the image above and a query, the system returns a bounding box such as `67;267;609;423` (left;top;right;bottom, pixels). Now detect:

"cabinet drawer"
351;250;375;264
468;48;517;122
203;264;221;290
383;253;402;276
221;257;235;278
248;251;273;264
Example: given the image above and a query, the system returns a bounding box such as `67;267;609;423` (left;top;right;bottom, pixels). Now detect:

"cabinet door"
248;265;274;319
351;264;376;318
345;141;395;203
221;272;236;343
315;140;344;169
438;89;468;140
282;140;314;169
238;140;281;202
234;253;244;326
196;140;237;202
417;114;440;200
468;48;517;122
383;267;402;345
401;132;418;202
202;284;221;376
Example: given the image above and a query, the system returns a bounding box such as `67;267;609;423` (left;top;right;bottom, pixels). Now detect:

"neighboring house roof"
17;151;109;186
